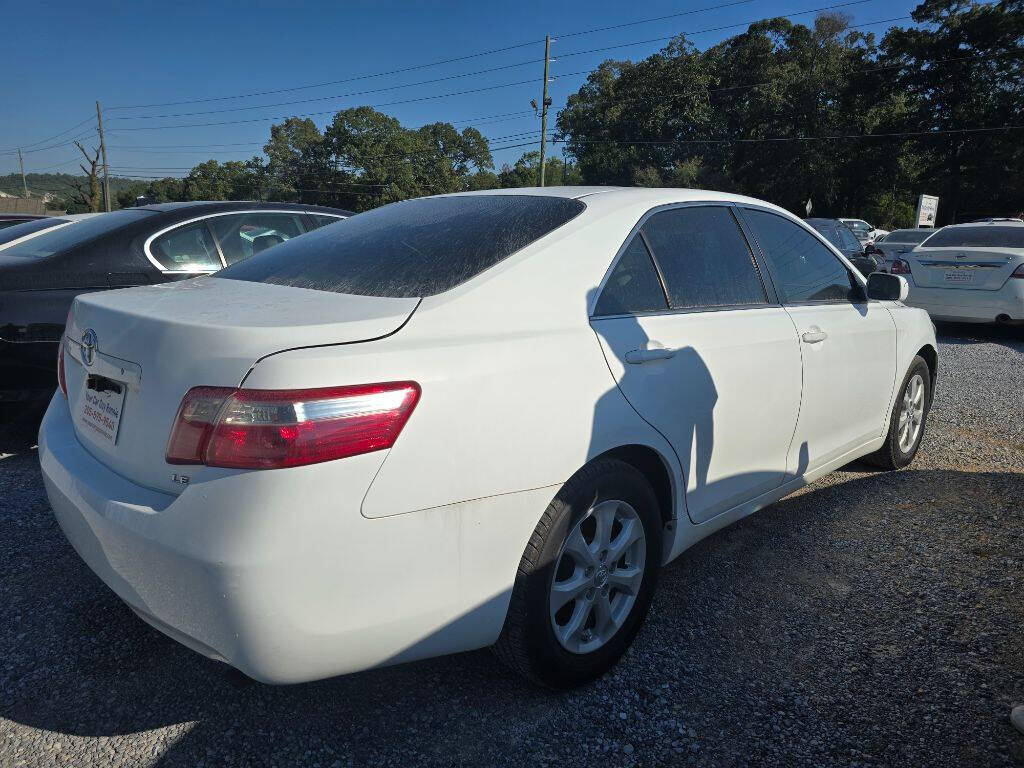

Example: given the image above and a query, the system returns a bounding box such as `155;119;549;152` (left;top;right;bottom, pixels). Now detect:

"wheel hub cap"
548;499;647;655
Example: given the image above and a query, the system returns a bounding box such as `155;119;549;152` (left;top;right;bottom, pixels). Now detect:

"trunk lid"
62;276;418;493
907;248;1020;290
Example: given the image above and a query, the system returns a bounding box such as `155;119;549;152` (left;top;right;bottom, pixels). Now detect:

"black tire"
865;355;931;470
493;457;662;689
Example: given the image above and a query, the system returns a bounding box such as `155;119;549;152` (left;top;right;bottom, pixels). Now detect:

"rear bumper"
38;395;543;683
904;280;1024;323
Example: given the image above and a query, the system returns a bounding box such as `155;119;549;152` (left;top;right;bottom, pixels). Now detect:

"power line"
105;0;878;125
0;115;94;154
105;0;759;112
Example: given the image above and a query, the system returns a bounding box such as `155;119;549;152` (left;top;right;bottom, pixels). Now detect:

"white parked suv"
892;220;1024;324
39;188;937;688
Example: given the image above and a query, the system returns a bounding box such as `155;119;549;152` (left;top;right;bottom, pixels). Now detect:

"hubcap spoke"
608;564;643;595
563;526;598;568
550;571;590;614
550;498;647;655
608;518;643;563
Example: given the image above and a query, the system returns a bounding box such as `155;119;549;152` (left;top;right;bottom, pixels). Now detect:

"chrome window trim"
143;209;312;274
589;201;777;319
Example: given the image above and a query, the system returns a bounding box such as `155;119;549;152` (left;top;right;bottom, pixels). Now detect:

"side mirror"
867;272;909;302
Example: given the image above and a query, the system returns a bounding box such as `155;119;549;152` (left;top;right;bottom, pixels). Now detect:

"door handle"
625;346;677;364
801;327;828;344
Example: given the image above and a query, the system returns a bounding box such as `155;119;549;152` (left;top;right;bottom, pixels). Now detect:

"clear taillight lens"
166;382;420;469
891;259;911;275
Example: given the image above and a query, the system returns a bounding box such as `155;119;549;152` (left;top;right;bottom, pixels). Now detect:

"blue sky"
0;0;923;178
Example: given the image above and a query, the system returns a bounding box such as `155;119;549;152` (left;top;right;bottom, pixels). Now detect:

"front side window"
210;212;306;265
218;195;586;298
593;236;668;316
744;209;861;304
641;206;768;310
150;220;222;272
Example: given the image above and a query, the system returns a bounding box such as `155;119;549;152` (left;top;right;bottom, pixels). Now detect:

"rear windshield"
0;209;151;258
217;195;586;297
806;220;841;248
924;226;1024;248
0;217;67;247
884;229;933;244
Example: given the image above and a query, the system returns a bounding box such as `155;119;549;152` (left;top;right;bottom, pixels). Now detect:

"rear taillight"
166;382;420;469
1011;264;1024;279
891;259;911;275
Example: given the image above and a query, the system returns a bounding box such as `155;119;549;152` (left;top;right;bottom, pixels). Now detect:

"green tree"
497;151;582;187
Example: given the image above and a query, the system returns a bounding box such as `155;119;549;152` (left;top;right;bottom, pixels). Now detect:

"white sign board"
915;194;939;227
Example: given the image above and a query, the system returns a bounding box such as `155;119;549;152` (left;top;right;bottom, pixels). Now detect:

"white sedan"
892;220;1024;323
39;188;937;688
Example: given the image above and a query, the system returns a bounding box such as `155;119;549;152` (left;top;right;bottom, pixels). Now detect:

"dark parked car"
805;217;879;277
0;213;49;230
0;201;351;407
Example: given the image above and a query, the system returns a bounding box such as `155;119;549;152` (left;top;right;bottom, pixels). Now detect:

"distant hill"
0;172;147;201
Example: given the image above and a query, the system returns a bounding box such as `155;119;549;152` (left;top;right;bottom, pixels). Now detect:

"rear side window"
745;209;860;304
923;226;1024;248
593;236;668;316
217;195;585;297
641;206;768;309
210;212;306;265
837;226;862;252
150;221;223;272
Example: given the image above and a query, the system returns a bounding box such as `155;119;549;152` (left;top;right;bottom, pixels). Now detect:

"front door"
741;207;898;472
591;205;803;524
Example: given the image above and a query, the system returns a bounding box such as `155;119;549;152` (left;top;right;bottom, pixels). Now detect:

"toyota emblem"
81;328;97;366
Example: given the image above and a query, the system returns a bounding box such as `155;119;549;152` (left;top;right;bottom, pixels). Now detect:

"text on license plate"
78;378;126;446
943;270;974;284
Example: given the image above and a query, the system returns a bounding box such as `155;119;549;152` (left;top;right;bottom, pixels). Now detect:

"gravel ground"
1;323;1022;767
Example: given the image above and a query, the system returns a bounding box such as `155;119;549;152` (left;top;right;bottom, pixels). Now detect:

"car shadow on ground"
934;321;1024;349
2;460;1022;766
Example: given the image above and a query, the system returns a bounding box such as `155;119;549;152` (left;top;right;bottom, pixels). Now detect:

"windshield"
0;209;151;258
923;226;1024;249
219;195;587;298
0;217;68;247
844;221;870;235
884;229;933;244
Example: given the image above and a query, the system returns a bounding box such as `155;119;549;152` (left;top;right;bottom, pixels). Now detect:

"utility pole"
96;100;111;212
538;35;552;187
18;149;28;197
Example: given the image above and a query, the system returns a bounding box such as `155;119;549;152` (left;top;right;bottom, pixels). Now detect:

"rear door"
741;207;897;472
591;204;803;524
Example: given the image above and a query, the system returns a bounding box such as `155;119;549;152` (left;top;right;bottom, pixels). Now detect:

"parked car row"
36;187;937;689
0;201;350;405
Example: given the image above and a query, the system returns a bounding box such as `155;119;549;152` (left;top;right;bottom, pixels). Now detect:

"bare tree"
68;141;103;212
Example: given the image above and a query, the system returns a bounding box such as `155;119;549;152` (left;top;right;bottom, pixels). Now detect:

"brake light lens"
166;382;420;469
891;258;911;275
1011;264;1024;279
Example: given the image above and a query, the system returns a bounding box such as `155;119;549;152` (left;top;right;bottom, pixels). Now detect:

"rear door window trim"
590;201;780;319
